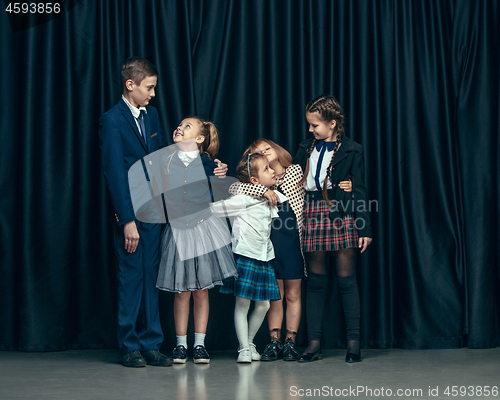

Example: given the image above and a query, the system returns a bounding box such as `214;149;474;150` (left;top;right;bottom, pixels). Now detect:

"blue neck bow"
315;140;336;151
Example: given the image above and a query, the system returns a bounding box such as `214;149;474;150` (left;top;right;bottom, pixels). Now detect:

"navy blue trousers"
114;221;164;354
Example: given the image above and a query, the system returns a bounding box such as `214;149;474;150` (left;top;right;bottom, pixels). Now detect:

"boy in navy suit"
99;57;172;367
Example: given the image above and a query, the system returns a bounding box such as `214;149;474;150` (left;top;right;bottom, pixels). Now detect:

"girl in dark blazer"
293;95;373;363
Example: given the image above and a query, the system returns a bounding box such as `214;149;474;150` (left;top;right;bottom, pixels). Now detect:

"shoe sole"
123;362;146;367
194;358;210;364
173;358;187;364
237;359;252;363
297;353;322;363
146;361;173;366
260;357;278;361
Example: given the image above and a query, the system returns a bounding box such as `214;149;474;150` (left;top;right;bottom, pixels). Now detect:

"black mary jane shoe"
345;351;362;363
297;348;322;363
282;340;300;362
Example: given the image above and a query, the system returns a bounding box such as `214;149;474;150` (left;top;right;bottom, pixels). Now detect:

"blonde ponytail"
203;121;220;159
190;117;220;159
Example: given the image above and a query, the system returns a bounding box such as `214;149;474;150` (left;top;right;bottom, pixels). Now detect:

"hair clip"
247;153;251;178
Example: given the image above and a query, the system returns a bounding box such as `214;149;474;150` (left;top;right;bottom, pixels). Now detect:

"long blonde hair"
247;138;292;168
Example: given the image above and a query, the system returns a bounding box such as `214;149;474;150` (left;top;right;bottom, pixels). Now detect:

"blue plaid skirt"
220;254;281;301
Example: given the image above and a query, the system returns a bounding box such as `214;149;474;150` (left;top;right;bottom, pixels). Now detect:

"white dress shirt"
122;95;147;137
304;142;342;191
177;150;199;166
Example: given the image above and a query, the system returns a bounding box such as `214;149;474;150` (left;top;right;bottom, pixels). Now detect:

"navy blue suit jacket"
99;98;167;225
99;97;168;353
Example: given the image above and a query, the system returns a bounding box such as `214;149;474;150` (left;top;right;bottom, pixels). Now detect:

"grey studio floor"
1;348;499;400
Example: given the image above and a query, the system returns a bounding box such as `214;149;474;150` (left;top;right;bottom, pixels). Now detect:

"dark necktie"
138;111;147;144
314;140;336;191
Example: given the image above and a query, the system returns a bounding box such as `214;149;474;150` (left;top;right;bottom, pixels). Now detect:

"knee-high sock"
234;297;251;349
248;300;270;343
306;272;328;341
337;275;360;341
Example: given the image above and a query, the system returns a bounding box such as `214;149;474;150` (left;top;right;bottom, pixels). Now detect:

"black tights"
303;249;360;355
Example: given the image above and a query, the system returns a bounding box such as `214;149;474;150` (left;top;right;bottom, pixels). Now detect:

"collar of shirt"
275;190;288;203
304;142;342;191
122;95;147;119
178;149;200;166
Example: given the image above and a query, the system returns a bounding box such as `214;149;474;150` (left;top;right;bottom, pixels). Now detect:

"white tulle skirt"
156;214;238;292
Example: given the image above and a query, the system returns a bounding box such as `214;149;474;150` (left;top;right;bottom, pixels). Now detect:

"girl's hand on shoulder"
263;189;280;207
358;237;372;253
213;159;228;178
339;179;352;192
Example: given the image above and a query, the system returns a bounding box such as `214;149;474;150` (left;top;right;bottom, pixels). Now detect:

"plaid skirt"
220;254;281;301
302;200;359;252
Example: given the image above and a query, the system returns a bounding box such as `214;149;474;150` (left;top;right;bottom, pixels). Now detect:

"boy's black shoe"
260;341;282;361
141;349;173;366
122;351;147;367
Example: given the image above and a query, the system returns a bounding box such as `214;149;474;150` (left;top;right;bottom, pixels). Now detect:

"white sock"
234;297;251;349
177;335;188;349
194;332;206;348
248;300;270;343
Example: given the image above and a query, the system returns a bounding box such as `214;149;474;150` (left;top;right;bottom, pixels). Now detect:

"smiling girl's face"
173;117;205;151
173;118;204;143
306;111;337;142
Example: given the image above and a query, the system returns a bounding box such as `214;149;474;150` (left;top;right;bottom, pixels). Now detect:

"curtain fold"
0;0;498;351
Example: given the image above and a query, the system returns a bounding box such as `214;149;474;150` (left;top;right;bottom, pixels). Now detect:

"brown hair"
189;117;220;159
298;95;345;206
248;138;292;168
121;57;158;89
236;152;267;183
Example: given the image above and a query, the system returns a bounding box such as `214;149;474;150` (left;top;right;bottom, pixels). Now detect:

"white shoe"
249;343;261;361
237;348;252;363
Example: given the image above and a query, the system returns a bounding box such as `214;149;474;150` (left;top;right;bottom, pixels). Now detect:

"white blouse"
304;143;342;191
210;192;288;262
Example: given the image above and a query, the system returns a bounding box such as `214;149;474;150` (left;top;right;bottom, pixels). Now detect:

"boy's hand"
124;221;140;253
358;237;372;253
213;159;228;178
339;179;352;192
263;189;280;207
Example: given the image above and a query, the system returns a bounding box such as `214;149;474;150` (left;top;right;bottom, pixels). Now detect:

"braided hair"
297;95;345;206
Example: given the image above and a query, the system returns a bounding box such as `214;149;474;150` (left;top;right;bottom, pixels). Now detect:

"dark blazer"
99;98;167;226
293;135;372;238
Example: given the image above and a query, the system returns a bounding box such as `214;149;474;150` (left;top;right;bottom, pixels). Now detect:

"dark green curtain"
0;0;498;352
